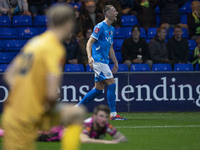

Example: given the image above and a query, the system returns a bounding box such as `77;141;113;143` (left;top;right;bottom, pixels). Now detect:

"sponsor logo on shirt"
94;28;100;33
96;46;100;50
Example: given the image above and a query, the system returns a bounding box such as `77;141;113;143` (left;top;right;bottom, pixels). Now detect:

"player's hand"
103;140;119;144
24;10;31;16
112;63;118;74
88;56;94;69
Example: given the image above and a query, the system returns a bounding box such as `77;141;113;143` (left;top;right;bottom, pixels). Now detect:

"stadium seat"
121;15;137;26
152;64;172;71
181;14;187;24
115;52;122;63
64;64;85;72
34;15;47;26
140;28;146;39
124;27;132;38
156;15;160;27
130;64;151;71
195;64;200;71
113;39;124;51
0;64;8;72
17;27;39;39
179;2;192;14
145;39;150;43
114;27;125;38
109;64;129;72
37;27;47;34
13;15;33;26
174;64;194;71
86;64;94;72
188;40;196;50
0;27;18;39
0;52;18;63
155;6;160;14
0;41;4;51
4;40;27;51
0;16;11;26
147;28;157;39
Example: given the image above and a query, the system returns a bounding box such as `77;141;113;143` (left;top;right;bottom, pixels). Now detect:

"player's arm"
80;133;119;144
112;131;128;143
4;56;20;87
45;73;61;110
86;37;96;69
109;44;118;74
44;49;65;112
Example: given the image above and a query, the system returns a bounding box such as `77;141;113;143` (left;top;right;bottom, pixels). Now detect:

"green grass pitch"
0;112;200;150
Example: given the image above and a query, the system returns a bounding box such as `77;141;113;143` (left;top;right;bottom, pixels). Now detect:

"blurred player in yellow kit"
2;4;85;150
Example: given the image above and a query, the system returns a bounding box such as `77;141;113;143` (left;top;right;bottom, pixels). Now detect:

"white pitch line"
115;125;200;129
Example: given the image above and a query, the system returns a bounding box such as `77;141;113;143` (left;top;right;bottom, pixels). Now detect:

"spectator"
78;26;93;66
117;0;134;15
28;0;52;16
56;0;66;3
63;33;81;64
121;25;153;68
80;0;98;15
149;27;173;65
187;1;200;40
133;0;158;31
167;25;189;64
80;0;104;30
97;0;122;27
159;0;187;30
74;5;82;37
0;0;31;16
192;38;200;67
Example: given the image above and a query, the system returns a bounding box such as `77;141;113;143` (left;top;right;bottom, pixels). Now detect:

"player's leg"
104;78;127;120
103;78;116;115
77;62;105;106
77;81;104;106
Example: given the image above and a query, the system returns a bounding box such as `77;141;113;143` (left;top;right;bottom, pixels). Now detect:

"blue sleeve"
91;24;103;40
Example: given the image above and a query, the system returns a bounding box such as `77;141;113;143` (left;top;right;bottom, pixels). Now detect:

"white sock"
110;112;117;117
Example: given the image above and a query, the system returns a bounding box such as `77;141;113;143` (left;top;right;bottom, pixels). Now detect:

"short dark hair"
174;25;182;30
156;27;166;34
47;4;75;27
103;5;113;16
131;25;141;33
94;104;110;115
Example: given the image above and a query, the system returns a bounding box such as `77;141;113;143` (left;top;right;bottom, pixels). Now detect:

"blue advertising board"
0;72;200;113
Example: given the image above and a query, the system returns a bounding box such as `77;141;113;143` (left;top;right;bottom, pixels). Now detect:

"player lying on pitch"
0;105;127;144
40;105;127;144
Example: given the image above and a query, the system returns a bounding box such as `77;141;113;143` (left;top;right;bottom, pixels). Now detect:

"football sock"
61;124;82;150
107;83;116;114
77;88;103;106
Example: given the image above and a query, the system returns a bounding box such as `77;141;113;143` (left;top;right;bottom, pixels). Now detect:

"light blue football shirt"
91;21;114;64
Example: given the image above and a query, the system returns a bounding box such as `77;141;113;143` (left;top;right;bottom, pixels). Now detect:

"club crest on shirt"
94;28;100;33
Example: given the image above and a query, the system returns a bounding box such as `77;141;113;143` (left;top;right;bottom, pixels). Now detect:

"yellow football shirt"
3;31;66;126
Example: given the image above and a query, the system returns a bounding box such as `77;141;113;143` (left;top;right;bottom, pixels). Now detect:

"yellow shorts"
2;115;38;150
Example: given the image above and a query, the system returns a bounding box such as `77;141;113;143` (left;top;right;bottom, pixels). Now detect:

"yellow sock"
61;124;82;150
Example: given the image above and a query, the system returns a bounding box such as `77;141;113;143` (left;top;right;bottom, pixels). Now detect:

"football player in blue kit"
77;5;126;120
